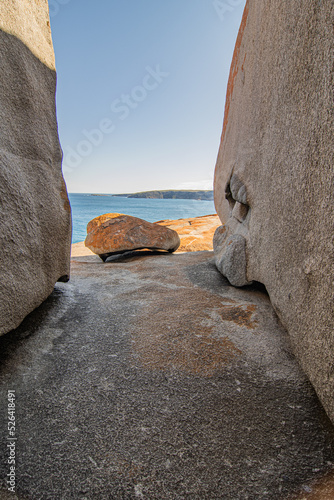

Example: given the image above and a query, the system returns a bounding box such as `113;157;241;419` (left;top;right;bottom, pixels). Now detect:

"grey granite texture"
0;0;72;335
0;252;333;499
214;0;334;422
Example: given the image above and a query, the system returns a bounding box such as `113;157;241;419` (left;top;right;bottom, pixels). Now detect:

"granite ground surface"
1;251;334;499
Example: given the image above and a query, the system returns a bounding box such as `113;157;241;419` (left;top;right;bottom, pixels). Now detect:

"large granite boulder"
0;0;72;335
214;1;334;421
85;214;180;260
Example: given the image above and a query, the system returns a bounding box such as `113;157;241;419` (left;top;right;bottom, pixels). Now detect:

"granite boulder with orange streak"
85;213;180;261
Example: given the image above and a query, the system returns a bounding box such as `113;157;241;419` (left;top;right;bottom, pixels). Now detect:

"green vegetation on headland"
112;190;214;201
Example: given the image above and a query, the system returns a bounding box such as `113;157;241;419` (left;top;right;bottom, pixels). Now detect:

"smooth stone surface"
85;214;180;260
214;1;334;422
0;0;55;69
0;2;71;336
71;241;95;257
214;229;252;287
0;252;333;499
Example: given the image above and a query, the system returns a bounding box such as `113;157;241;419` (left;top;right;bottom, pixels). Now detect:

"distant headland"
112;190;214;201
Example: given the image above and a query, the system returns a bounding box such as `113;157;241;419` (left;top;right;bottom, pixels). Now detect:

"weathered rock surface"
214;1;334;421
85;213;180;260
1;251;334;498
156;214;221;252
214;229;251;287
86;212;123;233
0;1;72;335
292;470;334;500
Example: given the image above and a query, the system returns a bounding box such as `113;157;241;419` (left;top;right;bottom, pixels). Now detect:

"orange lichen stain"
220;0;249;145
129;287;242;377
289;468;334;500
132;328;241;378
156;214;221;252
241;52;247;72
221;304;258;329
87;213;123;233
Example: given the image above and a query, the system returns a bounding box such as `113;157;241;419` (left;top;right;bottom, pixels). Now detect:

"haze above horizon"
49;0;246;194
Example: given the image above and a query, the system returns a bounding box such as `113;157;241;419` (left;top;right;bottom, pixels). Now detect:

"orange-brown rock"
156;214;221;252
87;213;123;233
85;214;180;261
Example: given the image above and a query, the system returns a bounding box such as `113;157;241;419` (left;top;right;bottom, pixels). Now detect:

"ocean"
69;193;216;244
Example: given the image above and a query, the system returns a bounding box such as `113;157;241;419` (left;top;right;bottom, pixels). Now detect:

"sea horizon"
69;193;216;244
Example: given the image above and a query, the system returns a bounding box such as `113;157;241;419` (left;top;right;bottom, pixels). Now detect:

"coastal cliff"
113;190;214;200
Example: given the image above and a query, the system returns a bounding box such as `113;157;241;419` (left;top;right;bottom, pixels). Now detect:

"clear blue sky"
49;0;246;194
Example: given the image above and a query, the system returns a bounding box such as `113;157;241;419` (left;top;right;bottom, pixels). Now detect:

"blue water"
69;193;216;244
